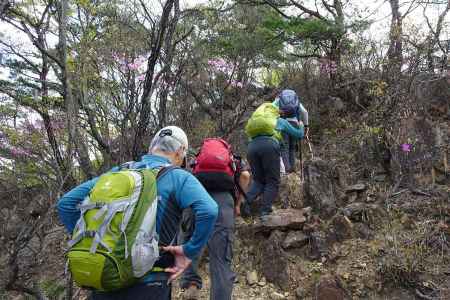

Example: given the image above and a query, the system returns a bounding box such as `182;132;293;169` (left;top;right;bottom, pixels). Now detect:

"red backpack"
193;138;236;176
192;138;245;198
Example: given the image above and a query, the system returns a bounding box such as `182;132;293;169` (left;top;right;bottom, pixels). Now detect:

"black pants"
90;281;171;300
246;136;280;215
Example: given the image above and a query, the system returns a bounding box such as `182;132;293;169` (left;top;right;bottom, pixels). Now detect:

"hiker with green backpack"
57;126;218;300
243;102;304;219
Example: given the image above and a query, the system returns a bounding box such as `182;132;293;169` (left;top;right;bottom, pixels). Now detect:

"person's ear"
175;147;185;166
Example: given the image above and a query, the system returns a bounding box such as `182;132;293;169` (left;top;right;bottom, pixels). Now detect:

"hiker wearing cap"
57;126;218;300
273;89;309;173
244;102;304;218
179;139;251;300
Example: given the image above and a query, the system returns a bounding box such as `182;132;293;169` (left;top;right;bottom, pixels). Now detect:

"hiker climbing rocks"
273;89;309;173
243;102;304;218
57;126;218;300
179;138;251;300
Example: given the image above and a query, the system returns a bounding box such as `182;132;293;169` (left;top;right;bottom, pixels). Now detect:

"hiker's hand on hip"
162;245;192;283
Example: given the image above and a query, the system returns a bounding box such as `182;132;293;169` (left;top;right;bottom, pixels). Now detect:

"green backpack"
245;102;281;140
67;165;173;291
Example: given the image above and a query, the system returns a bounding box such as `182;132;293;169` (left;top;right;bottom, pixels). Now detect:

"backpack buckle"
84;230;97;238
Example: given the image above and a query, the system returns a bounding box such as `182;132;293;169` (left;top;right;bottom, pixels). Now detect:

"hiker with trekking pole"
273;89;309;175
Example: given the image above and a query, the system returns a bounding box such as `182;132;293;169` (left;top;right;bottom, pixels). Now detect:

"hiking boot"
182;284;200;300
258;211;272;222
240;201;252;218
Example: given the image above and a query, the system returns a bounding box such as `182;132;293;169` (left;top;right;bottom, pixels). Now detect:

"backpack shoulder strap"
156;165;180;181
119;161;136;170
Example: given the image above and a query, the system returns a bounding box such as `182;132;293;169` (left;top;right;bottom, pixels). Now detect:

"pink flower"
229;80;244;88
137;74;146;81
208;58;234;74
128;62;140;71
401;143;411;152
10;147;31;157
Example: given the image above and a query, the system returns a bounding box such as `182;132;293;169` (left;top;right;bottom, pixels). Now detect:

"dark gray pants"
246;136;280;215
280;131;297;173
179;192;236;300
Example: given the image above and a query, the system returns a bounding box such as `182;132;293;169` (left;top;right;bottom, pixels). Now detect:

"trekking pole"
299;139;304;182
306;134;314;159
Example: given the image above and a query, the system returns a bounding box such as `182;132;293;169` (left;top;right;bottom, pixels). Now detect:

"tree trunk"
132;0;176;159
58;0;78;178
385;0;403;84
425;1;450;73
39;31;76;188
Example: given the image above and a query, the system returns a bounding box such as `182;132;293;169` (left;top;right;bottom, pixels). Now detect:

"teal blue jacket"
276;118;304;139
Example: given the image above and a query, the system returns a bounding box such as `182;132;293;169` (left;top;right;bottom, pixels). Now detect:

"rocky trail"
171;158;450;300
4;125;450;300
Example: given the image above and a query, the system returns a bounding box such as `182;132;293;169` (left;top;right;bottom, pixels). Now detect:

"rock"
315;275;345;300
304;159;338;218
347;191;358;203
295;287;305;299
258;280;266;287
302;206;312;217
341;202;385;223
373;174;387;182
246;270;258;285
271;291;286;300
353;222;373;240
278;173;304;208
282;231;309;249
345;183;367;192
330;215;353;242
261;230;290;290
400;214;416;230
331;96;345;111
255;209;307;232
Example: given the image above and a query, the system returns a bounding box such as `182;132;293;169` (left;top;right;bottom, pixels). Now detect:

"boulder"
295;287;305;299
330;215;353;242
315;275;346;300
345;183;367;193
353;222;373;240
246;270;258;286
261;230;290;290
271;291;286;300
303;159;338;218
282;231;309;249
278;173;304;209
341;202;385;224
255;209;307;232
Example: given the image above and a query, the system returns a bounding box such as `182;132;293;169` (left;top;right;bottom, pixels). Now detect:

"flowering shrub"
112;52;148;81
319;58;337;75
207;58;245;89
208;58;233;74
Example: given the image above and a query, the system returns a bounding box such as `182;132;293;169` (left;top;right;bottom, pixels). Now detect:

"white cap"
149;126;189;153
